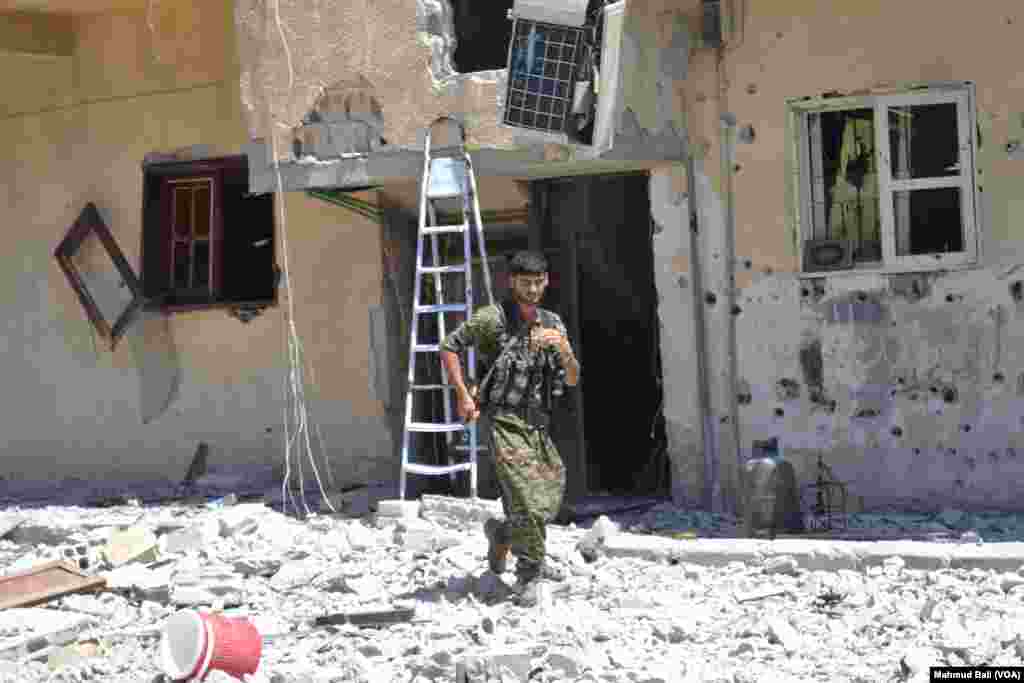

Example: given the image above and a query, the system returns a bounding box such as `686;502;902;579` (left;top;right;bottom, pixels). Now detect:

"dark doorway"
451;0;515;73
538;173;668;497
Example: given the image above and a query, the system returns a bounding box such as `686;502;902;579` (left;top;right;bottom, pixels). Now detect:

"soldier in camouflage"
440;251;581;606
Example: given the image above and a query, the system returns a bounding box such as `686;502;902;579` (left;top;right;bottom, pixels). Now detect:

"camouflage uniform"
441;301;575;581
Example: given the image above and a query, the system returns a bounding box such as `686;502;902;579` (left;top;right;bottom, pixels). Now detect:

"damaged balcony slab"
243;131;685;194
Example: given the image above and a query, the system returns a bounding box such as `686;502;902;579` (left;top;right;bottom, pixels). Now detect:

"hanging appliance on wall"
502;0;590;137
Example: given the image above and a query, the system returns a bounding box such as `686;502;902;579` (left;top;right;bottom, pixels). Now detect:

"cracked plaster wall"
234;0;515;159
652;0;1024;514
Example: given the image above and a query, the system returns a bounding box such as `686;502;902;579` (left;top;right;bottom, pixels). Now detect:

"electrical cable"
270;0;337;517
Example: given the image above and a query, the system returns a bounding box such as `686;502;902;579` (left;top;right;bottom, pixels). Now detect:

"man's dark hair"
507;250;548;275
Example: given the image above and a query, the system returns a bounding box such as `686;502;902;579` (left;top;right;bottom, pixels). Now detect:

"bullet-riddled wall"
1;4;393;488
653;0;1024;514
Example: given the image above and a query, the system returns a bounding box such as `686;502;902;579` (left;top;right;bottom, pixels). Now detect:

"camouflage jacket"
440;301;574;412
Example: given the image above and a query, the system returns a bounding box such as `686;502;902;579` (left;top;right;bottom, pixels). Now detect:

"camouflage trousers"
487;410;566;580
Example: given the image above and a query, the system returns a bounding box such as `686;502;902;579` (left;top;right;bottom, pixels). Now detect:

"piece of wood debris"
0;560;107;610
734;587;792;603
312;606;417;628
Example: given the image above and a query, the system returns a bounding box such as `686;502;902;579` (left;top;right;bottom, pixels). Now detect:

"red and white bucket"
160;609;262;681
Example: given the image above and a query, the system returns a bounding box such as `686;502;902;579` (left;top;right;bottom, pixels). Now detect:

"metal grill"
503;18;583;134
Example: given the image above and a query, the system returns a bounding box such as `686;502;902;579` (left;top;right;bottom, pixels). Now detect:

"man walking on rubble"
440;251;581;607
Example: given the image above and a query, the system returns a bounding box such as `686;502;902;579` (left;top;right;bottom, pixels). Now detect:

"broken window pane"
888;103;959;180
69;230;137;332
808;109;881;261
893;187;964;256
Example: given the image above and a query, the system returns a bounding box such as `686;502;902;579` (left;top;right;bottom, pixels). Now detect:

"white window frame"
793;84;980;275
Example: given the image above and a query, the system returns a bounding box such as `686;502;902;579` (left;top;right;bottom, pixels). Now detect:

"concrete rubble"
0;498;1022;682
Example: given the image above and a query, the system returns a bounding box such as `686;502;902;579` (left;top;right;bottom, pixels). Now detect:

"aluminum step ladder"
399;118;495;500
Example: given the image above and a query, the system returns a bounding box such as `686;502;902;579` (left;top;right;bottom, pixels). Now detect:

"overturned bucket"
160;609;262;681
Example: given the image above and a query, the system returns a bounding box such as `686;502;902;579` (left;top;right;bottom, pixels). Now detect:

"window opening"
504;19;584;134
799;87;977;273
451;0;515;72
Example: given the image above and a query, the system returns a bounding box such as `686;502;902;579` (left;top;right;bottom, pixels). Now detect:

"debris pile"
0;498;1022;682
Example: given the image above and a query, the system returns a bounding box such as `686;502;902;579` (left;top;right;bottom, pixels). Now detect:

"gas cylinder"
741;438;804;538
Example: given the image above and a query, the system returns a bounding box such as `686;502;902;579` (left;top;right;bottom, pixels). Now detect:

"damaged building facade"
3;0;1023;516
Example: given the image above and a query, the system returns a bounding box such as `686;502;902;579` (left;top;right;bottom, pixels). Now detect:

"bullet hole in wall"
961;424;971;433
775;378;801;401
720;415;731;424
801;287;810;298
890;426;903;437
731;304;743;316
265;427;273;433
774;408;785;417
942;386;959;404
737;391;752;405
799;338;824;388
954;479;965;488
949;448;958;455
733;164;742;173
988;450;999;461
994;372;1005;383
1011;281;1024;303
705;292;717;305
856;291;868;302
913;447;922;456
744;259;752;269
746;84;758;95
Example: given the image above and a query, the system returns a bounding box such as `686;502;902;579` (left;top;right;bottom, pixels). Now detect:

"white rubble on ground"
0;499;1022;683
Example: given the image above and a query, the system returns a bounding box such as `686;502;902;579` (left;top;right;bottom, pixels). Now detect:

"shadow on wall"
128;310;182;425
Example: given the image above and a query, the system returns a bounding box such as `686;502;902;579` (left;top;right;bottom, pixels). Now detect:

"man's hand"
531;327;569;354
456;391;481;423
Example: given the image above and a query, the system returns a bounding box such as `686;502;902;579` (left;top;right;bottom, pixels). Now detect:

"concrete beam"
245;132;686;195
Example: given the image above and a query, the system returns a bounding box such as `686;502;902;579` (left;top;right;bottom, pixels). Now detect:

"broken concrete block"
102;564;172;603
420;494;503;529
170;567;245;607
344;521;378;551
377;500;421;520
270;561;322;590
104;527;158;567
219;503;268;537
233;556;282;578
456;652;535;682
394;519;463;553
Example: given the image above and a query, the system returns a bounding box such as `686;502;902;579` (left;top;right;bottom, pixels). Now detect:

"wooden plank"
0;560;106;610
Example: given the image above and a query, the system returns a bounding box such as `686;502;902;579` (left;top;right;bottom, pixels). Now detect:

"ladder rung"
413;343;441;353
452;444;488;452
410;384;456;391
404;462;472;476
419;264;468;275
407;421;466;433
426;191;466;201
422;223;468;235
415;303;470;314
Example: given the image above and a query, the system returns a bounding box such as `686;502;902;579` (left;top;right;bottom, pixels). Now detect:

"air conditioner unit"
803;239;855;273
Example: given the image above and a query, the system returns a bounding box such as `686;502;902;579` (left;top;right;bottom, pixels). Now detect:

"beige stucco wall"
660;0;1024;512
234;0;516;158
1;5;392;487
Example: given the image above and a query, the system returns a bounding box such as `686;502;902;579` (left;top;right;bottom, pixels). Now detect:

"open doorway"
538;172;669;498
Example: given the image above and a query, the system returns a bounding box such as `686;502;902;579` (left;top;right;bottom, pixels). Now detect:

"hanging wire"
270;0;337;517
